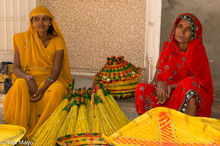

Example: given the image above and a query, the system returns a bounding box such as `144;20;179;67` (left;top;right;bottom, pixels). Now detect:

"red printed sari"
135;13;213;117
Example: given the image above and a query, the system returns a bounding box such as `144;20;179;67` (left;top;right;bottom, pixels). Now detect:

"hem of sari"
179;89;200;113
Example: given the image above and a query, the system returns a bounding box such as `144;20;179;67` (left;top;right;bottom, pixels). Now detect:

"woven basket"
105;107;220;145
57;133;109;146
0;124;26;146
94;56;141;99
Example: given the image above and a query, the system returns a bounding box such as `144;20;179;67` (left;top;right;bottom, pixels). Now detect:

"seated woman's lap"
4;78;66;129
8;78;66;120
169;77;201;112
135;77;202;114
12;78;66;103
36;80;66;110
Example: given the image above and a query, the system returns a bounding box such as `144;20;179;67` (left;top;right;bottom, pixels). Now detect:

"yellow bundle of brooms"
84;83;130;136
31;79;75;146
57;89;82;138
57;84;130;145
75;88;90;134
96;83;130;128
84;88;92;121
31;79;130;145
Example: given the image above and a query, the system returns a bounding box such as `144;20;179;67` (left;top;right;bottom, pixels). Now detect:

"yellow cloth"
3;6;71;138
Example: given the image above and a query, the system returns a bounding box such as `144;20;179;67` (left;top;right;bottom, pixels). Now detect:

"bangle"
47;78;55;83
26;76;33;82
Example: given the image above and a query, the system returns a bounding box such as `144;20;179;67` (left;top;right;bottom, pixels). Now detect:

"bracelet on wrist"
46;78;55;83
25;76;33;82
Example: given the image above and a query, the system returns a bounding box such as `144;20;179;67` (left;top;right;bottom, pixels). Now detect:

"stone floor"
210;94;220;119
117;95;220;121
1;93;220;124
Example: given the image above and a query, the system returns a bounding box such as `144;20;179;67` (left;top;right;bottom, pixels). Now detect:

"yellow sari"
3;6;71;138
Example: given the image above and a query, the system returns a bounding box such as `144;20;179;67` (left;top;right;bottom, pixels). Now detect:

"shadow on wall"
73;77;94;90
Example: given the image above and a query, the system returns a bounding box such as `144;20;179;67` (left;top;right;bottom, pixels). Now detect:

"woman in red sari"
135;13;213;117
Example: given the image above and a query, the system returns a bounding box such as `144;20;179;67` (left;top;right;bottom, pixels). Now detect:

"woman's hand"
156;81;168;104
30;79;53;102
30;88;45;102
167;84;178;97
26;78;38;96
156;83;178;104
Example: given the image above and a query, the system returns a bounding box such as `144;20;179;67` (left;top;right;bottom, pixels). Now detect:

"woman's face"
174;19;191;45
32;15;51;33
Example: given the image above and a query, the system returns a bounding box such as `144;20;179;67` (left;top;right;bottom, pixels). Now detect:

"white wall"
145;0;162;82
0;0;36;62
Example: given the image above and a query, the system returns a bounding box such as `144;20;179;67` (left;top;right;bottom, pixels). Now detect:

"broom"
66;95;80;134
75;88;90;134
85;87;92;114
57;89;81;138
94;94;116;136
32;93;75;145
96;83;130;128
84;87;91;128
89;90;100;133
31;79;75;145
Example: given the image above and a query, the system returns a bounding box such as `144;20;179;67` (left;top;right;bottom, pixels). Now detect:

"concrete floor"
210;95;220;119
117;95;220;121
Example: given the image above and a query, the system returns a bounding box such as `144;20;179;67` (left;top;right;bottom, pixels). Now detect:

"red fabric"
135;13;213;117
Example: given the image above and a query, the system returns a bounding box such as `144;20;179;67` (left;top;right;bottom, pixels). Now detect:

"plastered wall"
38;0;146;72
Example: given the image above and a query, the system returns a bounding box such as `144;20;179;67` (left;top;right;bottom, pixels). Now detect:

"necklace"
40;38;50;48
40;34;52;48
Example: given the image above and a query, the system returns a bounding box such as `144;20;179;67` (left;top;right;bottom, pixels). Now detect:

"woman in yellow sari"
3;6;71;138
